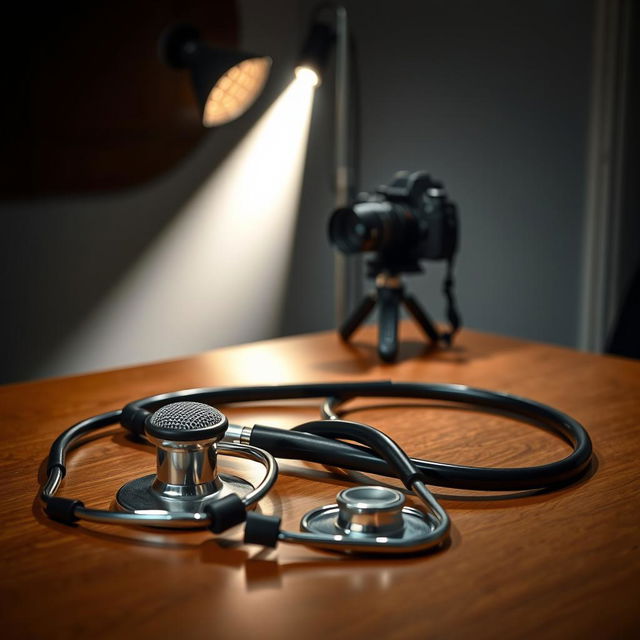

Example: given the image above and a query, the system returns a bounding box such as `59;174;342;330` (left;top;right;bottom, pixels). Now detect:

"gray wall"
283;0;594;346
0;0;595;384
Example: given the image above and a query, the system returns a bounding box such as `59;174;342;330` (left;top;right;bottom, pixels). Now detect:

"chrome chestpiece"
116;402;256;516
335;486;406;534
114;402;447;552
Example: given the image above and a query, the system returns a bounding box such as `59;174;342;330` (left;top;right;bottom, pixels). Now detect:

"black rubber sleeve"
244;512;281;548
120;405;151;436
45;497;84;524
205;494;246;533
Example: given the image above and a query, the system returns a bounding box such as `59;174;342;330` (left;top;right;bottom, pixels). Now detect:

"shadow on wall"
0;73;313;384
1;165;199;384
35;78;314;381
0;0;306;385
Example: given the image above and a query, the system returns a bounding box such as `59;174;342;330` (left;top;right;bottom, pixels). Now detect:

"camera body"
329;171;458;272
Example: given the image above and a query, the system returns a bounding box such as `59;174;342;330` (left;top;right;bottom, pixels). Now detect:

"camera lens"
328;202;415;254
329;207;372;253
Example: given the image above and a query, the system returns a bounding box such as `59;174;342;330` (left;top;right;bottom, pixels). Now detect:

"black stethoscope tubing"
104;380;593;492
40;380;592;552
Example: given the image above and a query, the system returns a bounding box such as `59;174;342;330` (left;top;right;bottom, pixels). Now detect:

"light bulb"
294;65;320;88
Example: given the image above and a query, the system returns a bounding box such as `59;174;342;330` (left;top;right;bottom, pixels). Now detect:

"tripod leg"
339;293;377;341
378;287;402;362
404;294;440;343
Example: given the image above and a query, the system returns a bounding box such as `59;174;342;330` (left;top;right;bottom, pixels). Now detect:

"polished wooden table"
1;325;639;639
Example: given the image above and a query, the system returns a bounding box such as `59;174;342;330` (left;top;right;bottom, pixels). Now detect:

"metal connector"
223;423;253;445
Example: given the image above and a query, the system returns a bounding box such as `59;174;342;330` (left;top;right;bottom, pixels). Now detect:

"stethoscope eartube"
39;381;592;556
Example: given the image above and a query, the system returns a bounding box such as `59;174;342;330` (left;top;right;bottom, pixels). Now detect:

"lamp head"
295;21;334;87
161;24;271;127
294;65;320;88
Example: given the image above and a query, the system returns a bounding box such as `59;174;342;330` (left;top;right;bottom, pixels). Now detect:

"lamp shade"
161;24;271;127
191;49;271;126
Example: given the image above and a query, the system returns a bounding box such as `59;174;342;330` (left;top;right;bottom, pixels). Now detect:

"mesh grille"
150;402;224;431
203;57;270;126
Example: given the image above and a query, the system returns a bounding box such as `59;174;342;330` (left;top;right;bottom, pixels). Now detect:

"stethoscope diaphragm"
300;485;440;554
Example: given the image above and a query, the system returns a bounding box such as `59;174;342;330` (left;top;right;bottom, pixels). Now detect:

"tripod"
339;265;441;363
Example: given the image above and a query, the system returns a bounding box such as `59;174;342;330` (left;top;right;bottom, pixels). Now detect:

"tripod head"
365;255;423;279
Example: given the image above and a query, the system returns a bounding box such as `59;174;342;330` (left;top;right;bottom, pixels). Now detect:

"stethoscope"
39;381;593;555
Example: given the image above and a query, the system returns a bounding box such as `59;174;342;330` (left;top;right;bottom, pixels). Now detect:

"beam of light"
39;77;315;377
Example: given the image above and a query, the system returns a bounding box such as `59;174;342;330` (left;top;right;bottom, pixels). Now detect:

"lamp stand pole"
333;6;360;326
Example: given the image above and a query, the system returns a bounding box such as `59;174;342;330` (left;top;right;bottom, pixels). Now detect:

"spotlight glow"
39;78;315;377
295;65;320;88
203;57;272;127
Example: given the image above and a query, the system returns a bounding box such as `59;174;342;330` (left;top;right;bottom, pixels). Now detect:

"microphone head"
146;401;228;442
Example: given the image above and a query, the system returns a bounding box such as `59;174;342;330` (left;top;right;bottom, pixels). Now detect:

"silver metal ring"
280;480;450;555
218;443;278;507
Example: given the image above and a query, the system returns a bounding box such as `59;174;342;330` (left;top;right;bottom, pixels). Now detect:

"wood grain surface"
1;324;639;639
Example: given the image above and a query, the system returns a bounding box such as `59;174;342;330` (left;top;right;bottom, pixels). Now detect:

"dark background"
0;0;637;384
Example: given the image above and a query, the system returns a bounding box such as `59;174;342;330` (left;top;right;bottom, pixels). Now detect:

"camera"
328;171;458;270
328;170;461;361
